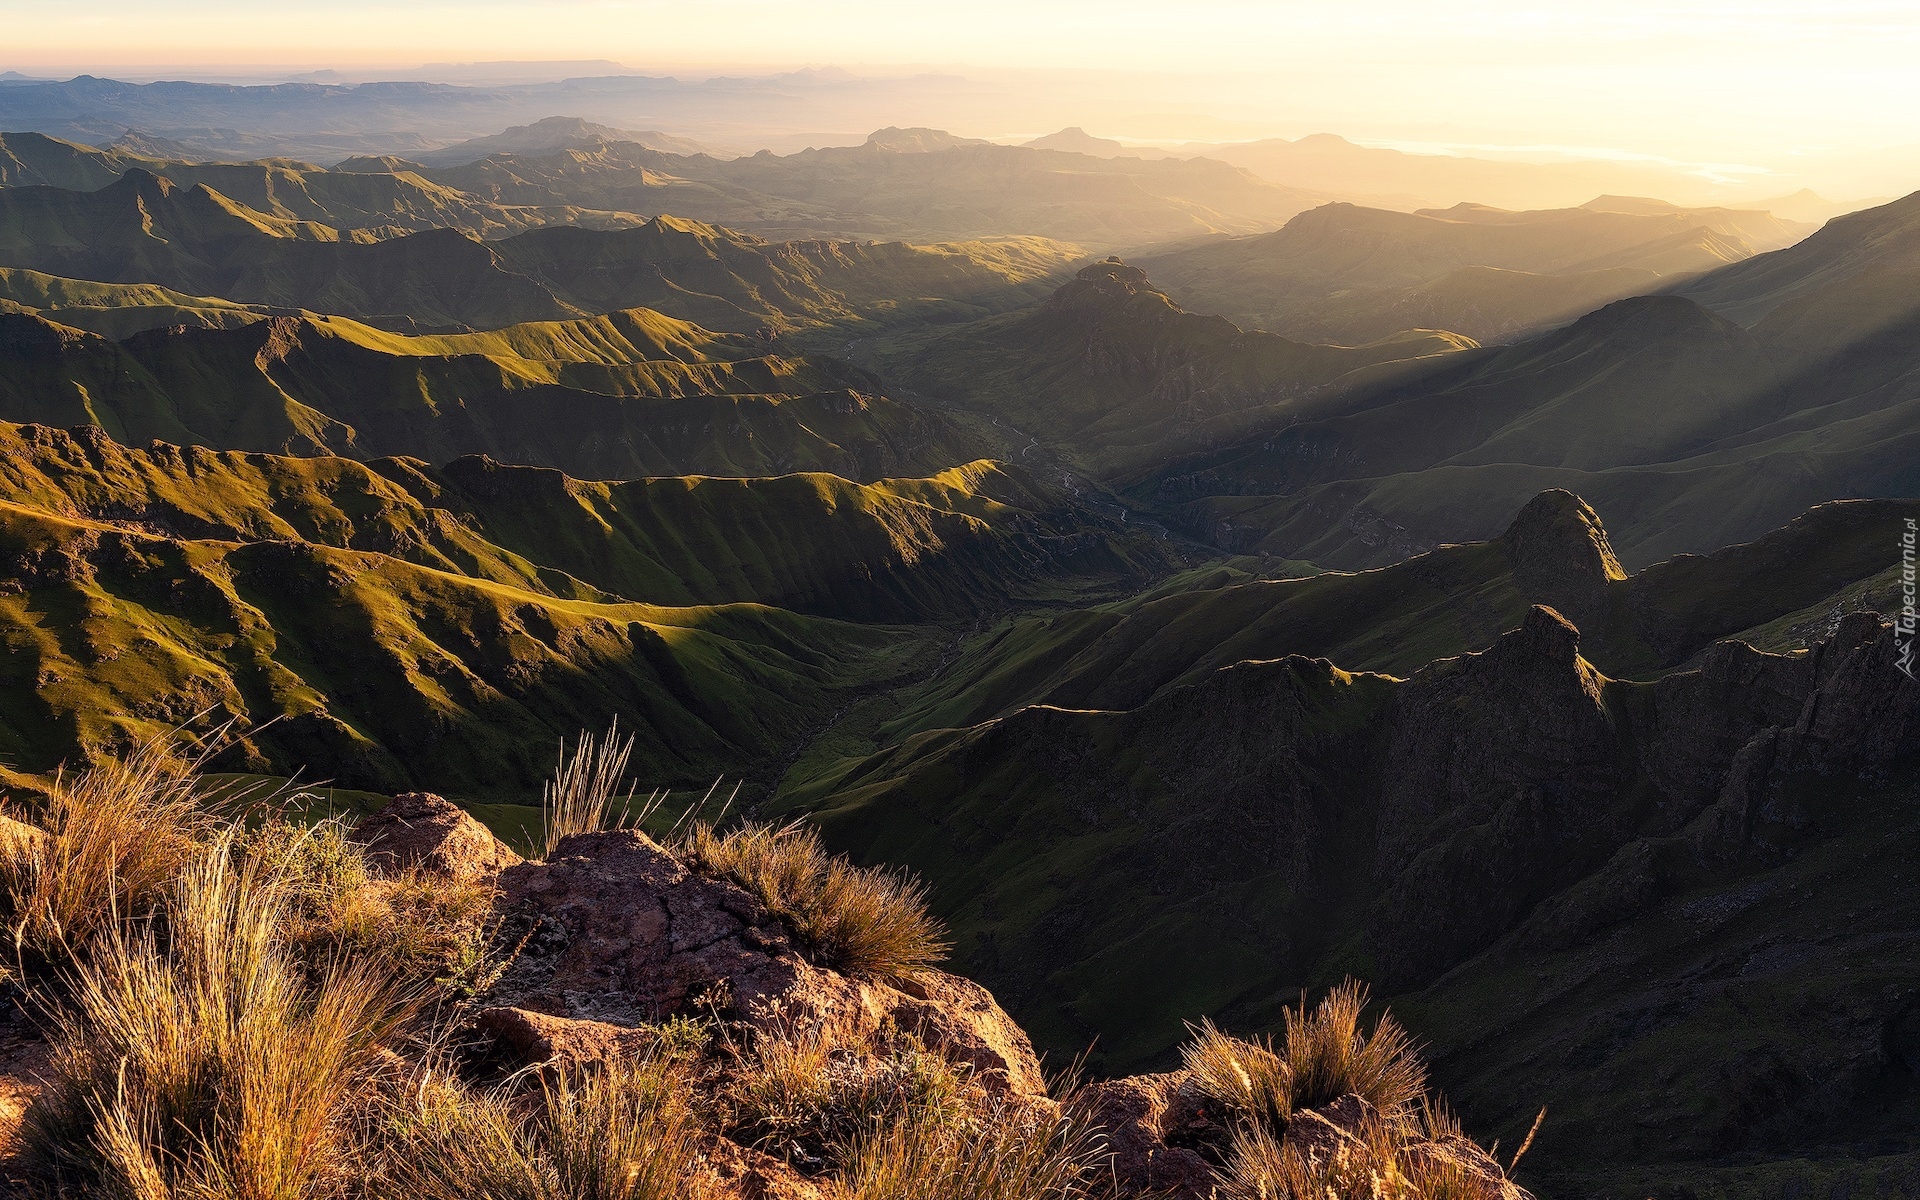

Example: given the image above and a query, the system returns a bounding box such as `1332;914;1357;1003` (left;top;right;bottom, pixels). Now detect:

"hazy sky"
9;0;1920;165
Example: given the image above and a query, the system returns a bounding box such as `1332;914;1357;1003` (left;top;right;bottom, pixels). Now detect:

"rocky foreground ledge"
349;791;1531;1199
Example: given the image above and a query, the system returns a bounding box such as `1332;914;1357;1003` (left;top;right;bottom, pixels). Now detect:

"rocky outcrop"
477;828;1047;1098
349;791;523;882
1079;1076;1532;1200
1499;489;1624;626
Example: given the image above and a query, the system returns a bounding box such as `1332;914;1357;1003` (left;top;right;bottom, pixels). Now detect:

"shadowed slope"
776;587;1920;1199
891;260;1473;477
1141;199;1920;569
858;489;1917;749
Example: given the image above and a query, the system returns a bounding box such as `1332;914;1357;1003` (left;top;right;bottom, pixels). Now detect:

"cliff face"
782;603;1920;1190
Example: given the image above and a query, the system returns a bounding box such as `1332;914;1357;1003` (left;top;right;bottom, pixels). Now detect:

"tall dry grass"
1182;1017;1294;1131
541;722;640;856
842;1099;1103;1200
723;1015;977;1167
1281;980;1425;1120
17;834;410;1199
1187;981;1425;1133
0;741;214;968
379;1057;699;1200
679;819;947;981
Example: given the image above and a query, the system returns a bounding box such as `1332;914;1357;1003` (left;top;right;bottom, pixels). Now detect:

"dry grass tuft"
16;833;410;1198
380;1056;699;1200
724;1015;977;1168
679;819;948;981
245;817;495;983
1282;980;1426;1121
1216;1114;1410;1200
842;1098;1103;1200
1183;1017;1294;1132
542;723;639;856
0;740;214;969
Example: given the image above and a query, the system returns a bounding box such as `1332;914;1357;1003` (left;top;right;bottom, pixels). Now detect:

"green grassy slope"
1135;197;1808;344
0;307;990;481
890;260;1474;477
0;423;1177;798
0;421;1177;624
0;496;930;798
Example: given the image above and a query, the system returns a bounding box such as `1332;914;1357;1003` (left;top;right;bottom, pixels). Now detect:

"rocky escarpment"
778;595;1920;1186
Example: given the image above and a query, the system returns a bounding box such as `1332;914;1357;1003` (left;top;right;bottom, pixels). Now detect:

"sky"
7;0;1920;168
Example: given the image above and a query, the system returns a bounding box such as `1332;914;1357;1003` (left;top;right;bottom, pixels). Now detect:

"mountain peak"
863;126;991;153
1500;490;1625;622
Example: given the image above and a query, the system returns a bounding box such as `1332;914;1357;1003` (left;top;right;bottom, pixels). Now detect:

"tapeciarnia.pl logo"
1899;517;1916;680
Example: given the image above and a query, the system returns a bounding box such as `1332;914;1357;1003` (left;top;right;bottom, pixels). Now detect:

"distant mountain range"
1136;196;1810;344
0;165;1076;330
1126;190;1920;568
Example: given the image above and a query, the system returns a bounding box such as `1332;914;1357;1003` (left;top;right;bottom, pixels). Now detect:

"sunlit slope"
0;130;645;235
1135;197;1809;343
0;170;1079;332
0;266;283;336
0;308;988;480
487;216;1078;334
891;260;1473;477
0;421;1175;623
0;495;926;797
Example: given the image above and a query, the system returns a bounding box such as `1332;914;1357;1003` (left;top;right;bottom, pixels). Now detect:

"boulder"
1076;1070;1219;1199
475;1006;657;1070
482;829;1047;1096
350;792;521;883
885;970;1049;1098
0;814;46;864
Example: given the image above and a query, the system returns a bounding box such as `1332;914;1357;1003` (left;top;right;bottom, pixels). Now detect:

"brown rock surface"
698;1135;837;1200
482;829;1046;1096
475;1006;657;1070
1076;1070;1219;1199
350;791;522;882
